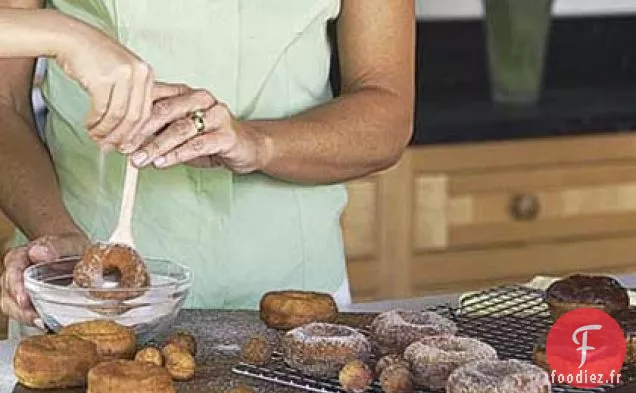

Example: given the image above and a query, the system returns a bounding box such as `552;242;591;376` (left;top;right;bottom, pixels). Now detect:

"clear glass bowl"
24;256;192;344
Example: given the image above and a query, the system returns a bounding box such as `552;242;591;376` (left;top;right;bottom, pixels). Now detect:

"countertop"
4;275;636;392
2;307;634;393
2;311;375;393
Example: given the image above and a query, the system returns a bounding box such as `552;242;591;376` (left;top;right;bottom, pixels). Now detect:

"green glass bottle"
482;0;554;105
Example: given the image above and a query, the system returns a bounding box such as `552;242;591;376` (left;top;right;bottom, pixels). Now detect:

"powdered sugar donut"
73;243;149;300
404;336;498;389
446;359;550;393
370;310;457;355
282;323;373;378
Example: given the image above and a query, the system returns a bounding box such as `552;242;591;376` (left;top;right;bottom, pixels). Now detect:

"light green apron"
13;0;350;315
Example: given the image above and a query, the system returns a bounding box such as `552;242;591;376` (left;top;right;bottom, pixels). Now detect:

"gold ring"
190;110;206;134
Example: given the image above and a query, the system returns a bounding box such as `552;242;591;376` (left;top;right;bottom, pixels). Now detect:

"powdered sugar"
446;359;551;393
370;310;458;356
404;336;498;389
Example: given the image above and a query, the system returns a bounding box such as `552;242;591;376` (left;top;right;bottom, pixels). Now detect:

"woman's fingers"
151;104;233;168
126;88;216;154
88;80;131;140
152;82;191;101
85;88;110;131
131;117;201;167
99;63;153;148
155;133;225;168
1;247;38;324
3;247;30;307
0;292;37;325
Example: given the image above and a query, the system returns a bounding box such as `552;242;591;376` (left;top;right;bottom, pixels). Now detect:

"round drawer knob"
510;194;540;221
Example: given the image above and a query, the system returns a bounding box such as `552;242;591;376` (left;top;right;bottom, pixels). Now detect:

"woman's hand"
54;20;154;147
123;83;272;172
0;233;89;327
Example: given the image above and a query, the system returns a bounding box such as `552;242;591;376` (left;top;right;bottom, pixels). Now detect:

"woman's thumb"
26;235;85;264
27;241;58;264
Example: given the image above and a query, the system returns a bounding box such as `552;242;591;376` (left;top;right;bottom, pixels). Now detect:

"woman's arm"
0;1;82;239
0;5;71;58
0;0;153;237
251;0;415;182
0;3;154;141
123;0;415;184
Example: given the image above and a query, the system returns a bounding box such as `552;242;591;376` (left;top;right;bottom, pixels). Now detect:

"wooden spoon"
108;158;139;248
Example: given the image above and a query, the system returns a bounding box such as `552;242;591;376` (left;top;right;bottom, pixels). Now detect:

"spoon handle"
109;158;138;247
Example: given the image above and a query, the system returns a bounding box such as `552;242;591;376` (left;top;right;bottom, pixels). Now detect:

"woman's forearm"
0;8;80;59
249;87;413;184
0;107;83;240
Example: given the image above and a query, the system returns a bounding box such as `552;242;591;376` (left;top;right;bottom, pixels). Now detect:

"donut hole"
102;267;123;288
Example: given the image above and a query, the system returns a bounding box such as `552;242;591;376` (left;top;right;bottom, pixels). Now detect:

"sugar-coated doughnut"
446;359;550;393
281;322;373;378
370;310;457;355
73;243;149;300
404;336;498;389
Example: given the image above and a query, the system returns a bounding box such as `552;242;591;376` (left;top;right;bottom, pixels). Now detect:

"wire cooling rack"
232;284;636;393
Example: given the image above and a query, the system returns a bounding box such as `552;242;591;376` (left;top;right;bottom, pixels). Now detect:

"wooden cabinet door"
341;156;413;302
343;135;636;302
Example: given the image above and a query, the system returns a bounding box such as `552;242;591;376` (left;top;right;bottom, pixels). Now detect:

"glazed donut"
13;334;98;389
87;360;175;393
73;242;149;301
281;322;373;378
370;310;457;355
404;336;498;389
260;290;338;330
545;274;629;320
446;359;550;393
59;320;136;361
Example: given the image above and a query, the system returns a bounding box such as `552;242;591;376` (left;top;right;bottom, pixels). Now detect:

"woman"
0;0;414;332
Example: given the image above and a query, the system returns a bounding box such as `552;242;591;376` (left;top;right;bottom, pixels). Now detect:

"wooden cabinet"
343;133;636;302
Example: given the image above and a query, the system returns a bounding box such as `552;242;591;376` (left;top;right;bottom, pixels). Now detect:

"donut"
59;320;136;361
135;347;164;367
403;336;497;389
446;359;550;393
369;310;457;355
87;360;175;393
259;290;338;330
13;334;98;389
165;330;197;356
73;242;149;301
281;322;373;378
544;274;629;320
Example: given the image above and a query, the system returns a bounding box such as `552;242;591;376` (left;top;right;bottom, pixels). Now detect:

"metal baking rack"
232;284;636;393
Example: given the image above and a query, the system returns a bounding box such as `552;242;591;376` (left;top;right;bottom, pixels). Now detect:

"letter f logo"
573;324;602;368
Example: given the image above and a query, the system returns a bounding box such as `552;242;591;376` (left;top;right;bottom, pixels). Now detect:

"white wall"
416;0;636;19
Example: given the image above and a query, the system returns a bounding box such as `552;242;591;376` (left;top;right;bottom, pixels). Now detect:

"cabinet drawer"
414;162;636;250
